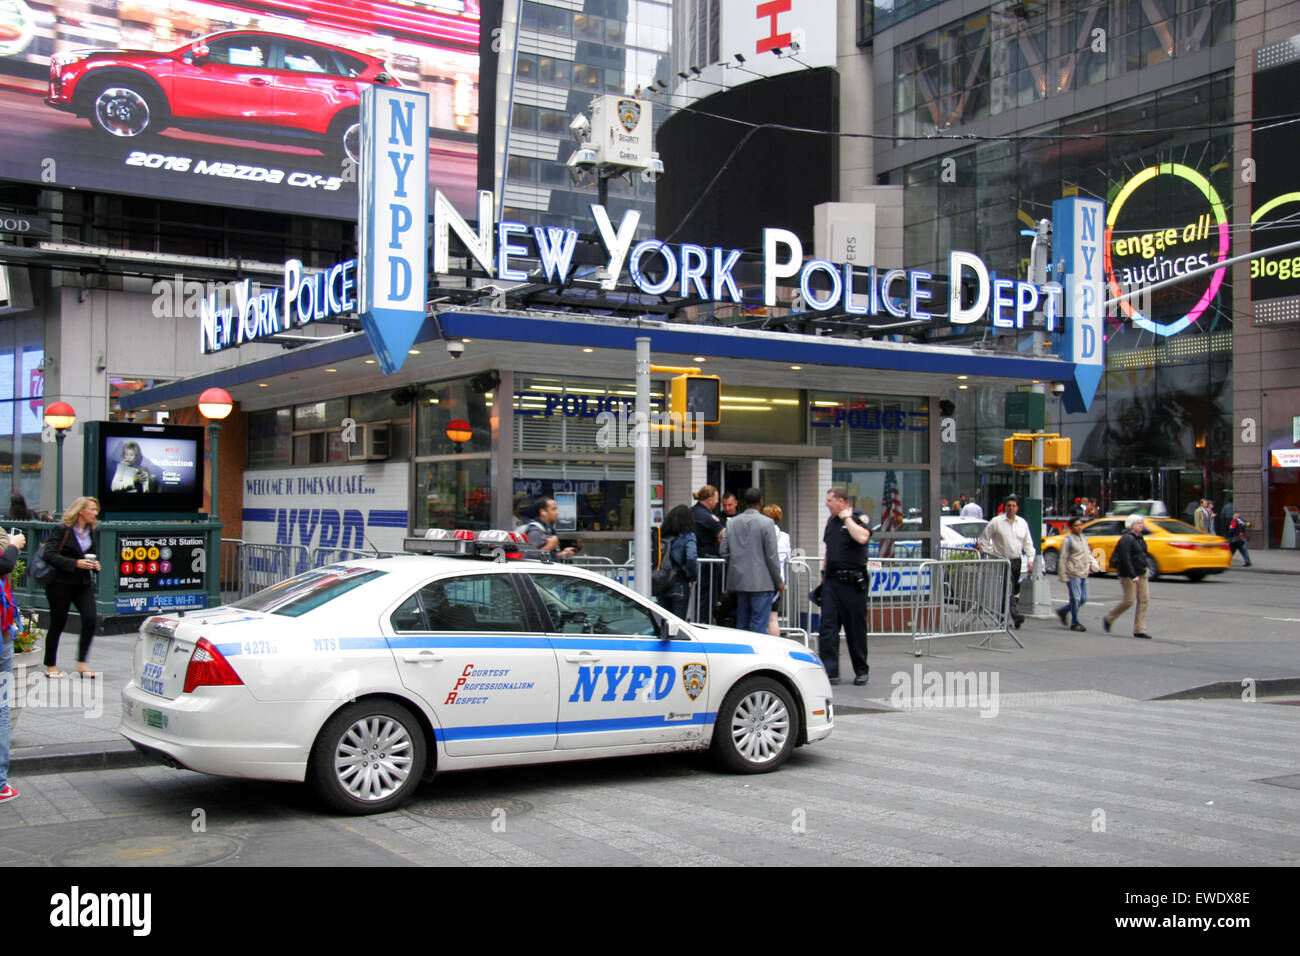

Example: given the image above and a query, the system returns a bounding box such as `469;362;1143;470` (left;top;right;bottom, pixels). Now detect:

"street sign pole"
634;336;651;596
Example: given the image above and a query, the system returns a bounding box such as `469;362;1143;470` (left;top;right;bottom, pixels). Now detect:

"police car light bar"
404;529;552;562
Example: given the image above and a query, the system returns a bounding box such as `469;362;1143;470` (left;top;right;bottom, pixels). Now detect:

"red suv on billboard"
46;31;400;162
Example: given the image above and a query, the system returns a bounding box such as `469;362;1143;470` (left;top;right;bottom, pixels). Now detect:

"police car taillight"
183;637;244;694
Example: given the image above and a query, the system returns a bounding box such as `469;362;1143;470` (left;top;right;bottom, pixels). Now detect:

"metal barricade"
864;554;1015;654
220;538;244;605
686;557;727;624
779;557;816;649
239;543;312;598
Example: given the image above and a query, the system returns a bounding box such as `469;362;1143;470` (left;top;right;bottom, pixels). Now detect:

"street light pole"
54;428;66;515
43;401;77;516
634;336;650;596
198;388;234;522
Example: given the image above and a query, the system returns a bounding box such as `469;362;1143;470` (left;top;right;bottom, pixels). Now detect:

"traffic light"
1003;436;1032;467
670;374;720;425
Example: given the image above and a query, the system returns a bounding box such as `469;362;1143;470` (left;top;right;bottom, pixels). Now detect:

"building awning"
121;307;1073;411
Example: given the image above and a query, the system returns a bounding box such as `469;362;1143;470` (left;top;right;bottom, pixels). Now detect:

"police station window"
832;468;932;540
247;408;291;468
514;375;665;456
701;385;802;446
811;393;930;464
294;399;346;431
416;376;493;456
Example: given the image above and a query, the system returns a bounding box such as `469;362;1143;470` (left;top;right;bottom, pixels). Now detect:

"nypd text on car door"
522;572;708;750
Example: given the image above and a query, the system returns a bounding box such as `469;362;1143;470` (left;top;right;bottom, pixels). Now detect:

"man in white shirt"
977;494;1035;628
960;497;984;519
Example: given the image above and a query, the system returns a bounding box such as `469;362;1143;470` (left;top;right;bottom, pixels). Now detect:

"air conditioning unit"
347;423;390;461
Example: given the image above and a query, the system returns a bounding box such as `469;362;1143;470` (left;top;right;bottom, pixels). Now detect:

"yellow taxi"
1041;516;1231;581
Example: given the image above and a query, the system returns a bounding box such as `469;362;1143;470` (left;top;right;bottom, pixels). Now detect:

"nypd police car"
120;530;835;814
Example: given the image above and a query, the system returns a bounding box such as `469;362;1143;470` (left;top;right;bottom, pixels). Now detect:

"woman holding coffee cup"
41;496;102;678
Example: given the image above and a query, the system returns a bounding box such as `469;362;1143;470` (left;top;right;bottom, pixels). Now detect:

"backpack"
651;534;680;596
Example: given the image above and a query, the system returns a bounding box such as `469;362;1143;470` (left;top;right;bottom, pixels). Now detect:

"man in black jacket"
1103;513;1152;638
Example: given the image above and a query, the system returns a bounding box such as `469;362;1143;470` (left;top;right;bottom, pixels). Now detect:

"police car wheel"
309;700;427;814
711;677;797;774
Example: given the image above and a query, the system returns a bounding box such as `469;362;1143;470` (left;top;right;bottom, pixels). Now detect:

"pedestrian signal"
1003;437;1032;467
670;375;720;425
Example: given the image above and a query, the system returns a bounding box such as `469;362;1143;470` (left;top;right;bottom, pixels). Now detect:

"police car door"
384;570;558;757
523;571;705;751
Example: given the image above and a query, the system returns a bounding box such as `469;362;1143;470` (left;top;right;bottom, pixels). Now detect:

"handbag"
651;535;679;597
28;528;69;588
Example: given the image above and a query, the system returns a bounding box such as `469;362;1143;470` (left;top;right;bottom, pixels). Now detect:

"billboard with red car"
0;0;479;218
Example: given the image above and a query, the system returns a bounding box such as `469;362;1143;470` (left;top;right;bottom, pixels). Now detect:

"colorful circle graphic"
1103;163;1230;337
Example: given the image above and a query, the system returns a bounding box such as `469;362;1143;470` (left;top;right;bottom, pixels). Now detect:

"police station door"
708;459;795;541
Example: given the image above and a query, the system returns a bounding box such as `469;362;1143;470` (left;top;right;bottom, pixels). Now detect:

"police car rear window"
230;566;386;617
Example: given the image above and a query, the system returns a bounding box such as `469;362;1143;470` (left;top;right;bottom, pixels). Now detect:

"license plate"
147;637;171;666
142;708;168;730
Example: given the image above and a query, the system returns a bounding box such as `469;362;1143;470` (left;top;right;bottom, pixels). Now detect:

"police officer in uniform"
818;487;872;685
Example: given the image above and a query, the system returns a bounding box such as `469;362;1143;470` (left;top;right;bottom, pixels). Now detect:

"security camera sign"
592;95;652;170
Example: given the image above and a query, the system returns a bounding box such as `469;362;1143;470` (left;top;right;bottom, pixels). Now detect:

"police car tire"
711;677;798;774
309;700;428;815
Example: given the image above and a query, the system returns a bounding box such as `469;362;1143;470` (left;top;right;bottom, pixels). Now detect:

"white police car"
120;531;834;814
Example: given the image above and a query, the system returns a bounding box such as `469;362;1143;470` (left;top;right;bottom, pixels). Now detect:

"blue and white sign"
1052;197;1106;413
241;462;410;555
358;86;430;375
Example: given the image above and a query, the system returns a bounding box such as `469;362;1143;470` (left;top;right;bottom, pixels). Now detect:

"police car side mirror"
657;616;684;641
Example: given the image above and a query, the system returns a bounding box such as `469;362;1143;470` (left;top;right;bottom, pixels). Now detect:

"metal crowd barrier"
775;556;815;649
239;543;313;598
864;553;1015;654
219;538;244;605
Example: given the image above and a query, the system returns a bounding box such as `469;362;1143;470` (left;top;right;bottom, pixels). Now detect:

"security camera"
569;112;591;144
1050;382;1066;396
640;152;665;184
446;339;465;360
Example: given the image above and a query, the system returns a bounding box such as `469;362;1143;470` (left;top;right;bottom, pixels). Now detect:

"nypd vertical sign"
358;86;430;374
1052;197;1105;413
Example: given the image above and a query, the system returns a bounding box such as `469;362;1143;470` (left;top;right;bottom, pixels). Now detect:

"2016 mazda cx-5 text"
46;30;401;162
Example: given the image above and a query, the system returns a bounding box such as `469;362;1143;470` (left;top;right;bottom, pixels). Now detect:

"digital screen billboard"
88;421;205;514
1251;52;1300;320
0;0;479;219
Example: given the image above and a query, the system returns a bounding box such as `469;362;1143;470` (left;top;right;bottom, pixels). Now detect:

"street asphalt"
6;547;1297;778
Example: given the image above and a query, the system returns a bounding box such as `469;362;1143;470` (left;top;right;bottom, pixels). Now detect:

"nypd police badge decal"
682;662;707;701
617;99;641;134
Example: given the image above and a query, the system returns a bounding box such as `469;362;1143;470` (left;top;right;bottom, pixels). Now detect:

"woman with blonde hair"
41;496;103;678
762;504;792;636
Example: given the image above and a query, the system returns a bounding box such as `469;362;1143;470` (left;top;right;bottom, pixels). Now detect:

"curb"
1151;677;1300;701
9;740;150;777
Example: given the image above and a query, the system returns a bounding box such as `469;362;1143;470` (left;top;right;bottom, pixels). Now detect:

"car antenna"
364;535;390;559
